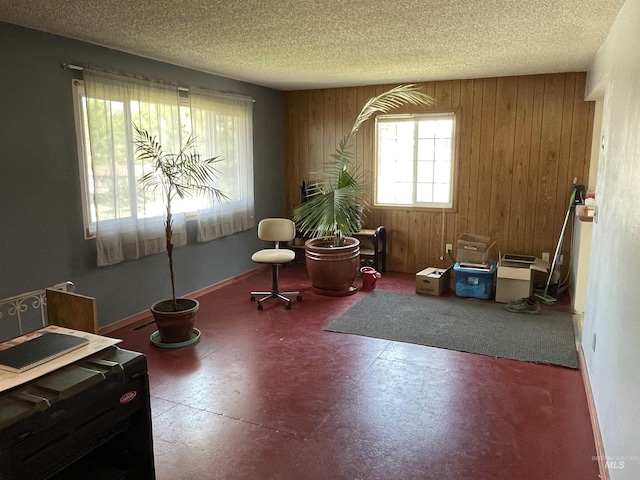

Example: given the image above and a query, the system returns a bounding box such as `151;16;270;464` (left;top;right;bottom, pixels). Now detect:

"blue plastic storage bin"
454;261;496;300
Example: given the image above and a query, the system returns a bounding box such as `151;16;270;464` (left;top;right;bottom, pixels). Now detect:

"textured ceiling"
0;0;625;91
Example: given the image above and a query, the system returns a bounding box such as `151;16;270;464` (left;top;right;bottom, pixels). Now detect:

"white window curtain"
189;88;255;242
84;69;186;266
83;69;254;267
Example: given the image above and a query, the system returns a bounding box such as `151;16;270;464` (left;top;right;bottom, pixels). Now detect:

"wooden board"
46;289;98;334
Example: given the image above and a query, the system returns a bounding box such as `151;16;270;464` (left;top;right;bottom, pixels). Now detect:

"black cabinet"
0;347;155;480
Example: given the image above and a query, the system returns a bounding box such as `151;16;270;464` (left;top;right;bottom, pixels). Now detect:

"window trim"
373;109;460;212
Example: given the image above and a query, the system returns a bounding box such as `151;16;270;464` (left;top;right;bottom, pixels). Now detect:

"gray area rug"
325;290;579;368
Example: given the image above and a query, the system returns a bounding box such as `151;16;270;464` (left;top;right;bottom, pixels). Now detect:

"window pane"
434;161;451;183
434;138;451;161
418;120;436;138
434;119;452;137
418;138;434;161
376;114;455;208
377;120;415;204
131;99;184;219
378;180;413;204
85;98;131;221
377;163;414;204
433;184;450;203
417;161;434;182
379;138;397;161
416;183;433;203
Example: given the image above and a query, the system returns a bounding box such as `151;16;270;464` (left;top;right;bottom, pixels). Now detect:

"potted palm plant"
293;84;435;294
134;124;227;346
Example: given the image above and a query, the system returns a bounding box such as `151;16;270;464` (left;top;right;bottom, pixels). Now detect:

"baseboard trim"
99;266;268;335
579;345;609;480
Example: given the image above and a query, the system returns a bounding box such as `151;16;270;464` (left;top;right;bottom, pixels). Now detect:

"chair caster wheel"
286;302;291;310
250;296;255;302
297;295;303;302
257;303;263;310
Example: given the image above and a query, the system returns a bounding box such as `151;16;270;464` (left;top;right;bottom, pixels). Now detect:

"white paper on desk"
0;325;121;393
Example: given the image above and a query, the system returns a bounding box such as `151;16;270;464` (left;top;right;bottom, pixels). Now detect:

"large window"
73;69;254;266
375;113;456;209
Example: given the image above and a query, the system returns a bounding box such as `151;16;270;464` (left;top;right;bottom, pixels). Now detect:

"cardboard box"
576;205;595;220
495;255;549;303
416;267;451;296
456;233;495;265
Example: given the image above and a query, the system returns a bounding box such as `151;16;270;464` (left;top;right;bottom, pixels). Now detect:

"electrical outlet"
542;252;550;263
558;254;564;266
446;243;453;253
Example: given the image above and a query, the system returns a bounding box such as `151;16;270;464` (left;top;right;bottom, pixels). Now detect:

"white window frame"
374;112;458;210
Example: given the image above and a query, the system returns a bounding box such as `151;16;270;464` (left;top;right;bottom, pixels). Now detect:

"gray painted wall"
0;22;285;329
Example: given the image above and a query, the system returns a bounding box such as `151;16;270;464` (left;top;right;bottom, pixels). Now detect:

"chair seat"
252;248;295;264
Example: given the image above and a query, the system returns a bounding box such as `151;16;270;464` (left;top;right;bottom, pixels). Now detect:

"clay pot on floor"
151;298;199;344
305;237;360;296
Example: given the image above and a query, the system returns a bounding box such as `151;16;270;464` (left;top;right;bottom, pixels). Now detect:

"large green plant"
293;84;435;246
133;124;228;310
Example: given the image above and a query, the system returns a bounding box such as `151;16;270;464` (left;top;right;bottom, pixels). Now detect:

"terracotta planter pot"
151;298;199;343
305;237;360;296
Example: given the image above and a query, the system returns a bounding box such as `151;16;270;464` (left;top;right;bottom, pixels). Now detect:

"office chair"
250;218;302;310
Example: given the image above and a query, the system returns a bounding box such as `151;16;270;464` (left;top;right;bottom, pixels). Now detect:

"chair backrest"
257;218;296;243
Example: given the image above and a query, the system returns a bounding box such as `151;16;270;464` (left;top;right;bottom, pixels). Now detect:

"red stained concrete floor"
110;263;599;480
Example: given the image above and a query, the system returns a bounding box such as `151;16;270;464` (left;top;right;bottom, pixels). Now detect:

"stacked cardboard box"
495;254;549;303
453;233;497;299
457;234;496;266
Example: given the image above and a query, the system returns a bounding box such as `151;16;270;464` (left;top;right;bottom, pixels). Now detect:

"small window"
375;113;456;209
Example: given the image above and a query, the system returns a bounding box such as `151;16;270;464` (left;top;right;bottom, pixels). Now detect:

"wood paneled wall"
283;73;594;273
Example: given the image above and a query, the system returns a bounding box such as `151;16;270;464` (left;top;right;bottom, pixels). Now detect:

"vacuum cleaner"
535;181;579;304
